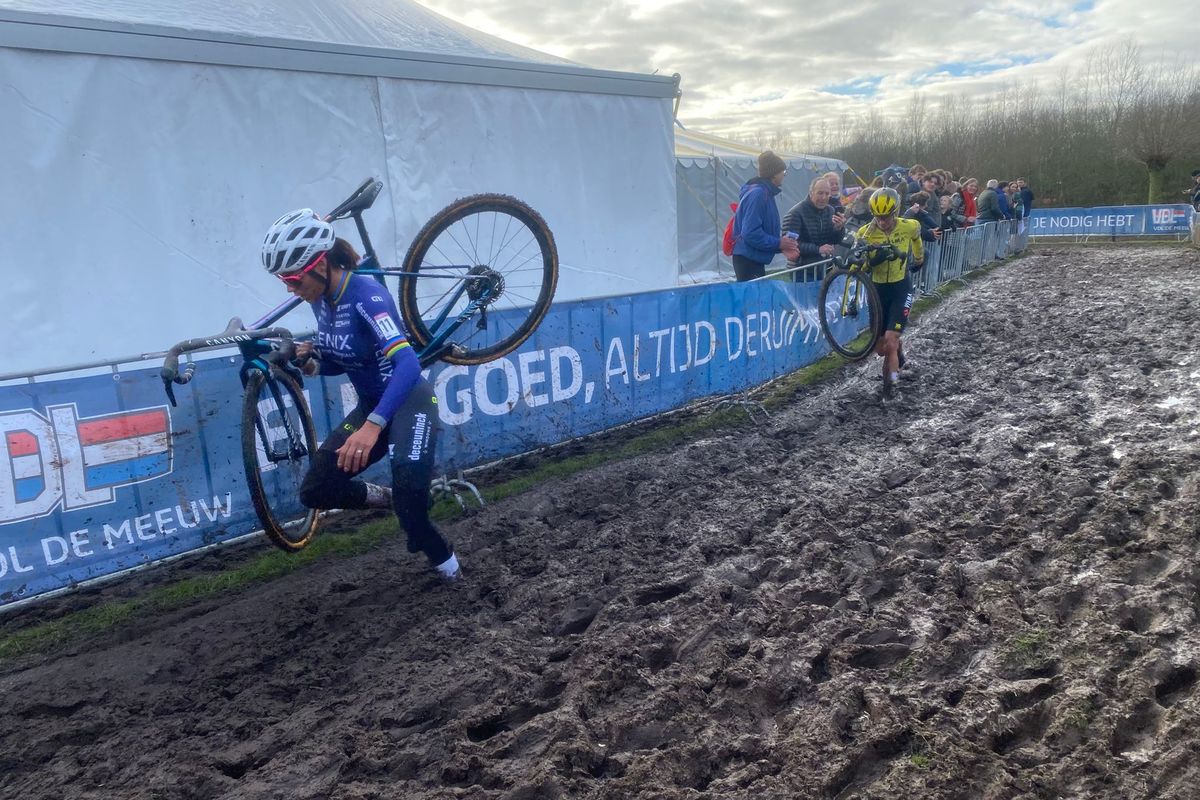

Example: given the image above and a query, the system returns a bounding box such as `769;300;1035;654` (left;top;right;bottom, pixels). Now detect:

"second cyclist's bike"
160;179;558;551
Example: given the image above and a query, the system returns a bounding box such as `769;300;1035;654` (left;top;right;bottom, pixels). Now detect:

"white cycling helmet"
261;208;335;276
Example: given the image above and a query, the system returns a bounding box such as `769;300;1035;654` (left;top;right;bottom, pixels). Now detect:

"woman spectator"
959;178;978;225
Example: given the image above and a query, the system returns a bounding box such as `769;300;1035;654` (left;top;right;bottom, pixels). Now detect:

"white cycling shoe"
435;553;463;582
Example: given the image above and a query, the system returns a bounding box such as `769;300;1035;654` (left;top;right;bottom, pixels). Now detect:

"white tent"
0;0;680;374
674;124;847;283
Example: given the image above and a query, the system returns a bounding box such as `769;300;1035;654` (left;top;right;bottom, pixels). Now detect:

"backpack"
721;202;738;256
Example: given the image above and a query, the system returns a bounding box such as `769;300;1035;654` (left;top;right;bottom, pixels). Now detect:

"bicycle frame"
835;267;869;319
248;261;496;370
167;176;539;397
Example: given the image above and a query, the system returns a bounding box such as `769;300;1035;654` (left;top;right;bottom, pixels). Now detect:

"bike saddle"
327;178;383;221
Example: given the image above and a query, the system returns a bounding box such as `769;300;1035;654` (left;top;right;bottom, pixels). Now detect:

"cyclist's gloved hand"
867;245;899;267
293;341;320;376
910;259;924;273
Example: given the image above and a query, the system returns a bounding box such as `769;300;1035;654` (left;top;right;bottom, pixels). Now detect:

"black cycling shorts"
298;380;451;565
874;277;914;334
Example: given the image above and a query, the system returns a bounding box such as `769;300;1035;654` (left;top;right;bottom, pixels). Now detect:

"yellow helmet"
868;187;901;217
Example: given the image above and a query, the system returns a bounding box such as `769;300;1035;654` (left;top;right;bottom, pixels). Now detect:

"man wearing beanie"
731;151;799;281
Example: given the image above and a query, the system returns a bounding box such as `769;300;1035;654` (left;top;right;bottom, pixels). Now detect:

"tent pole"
715;155;721;276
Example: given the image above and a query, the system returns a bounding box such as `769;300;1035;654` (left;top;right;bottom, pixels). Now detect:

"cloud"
414;0;1189;143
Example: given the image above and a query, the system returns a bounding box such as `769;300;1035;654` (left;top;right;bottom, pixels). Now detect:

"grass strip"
0;518;397;660
0;254;1024;661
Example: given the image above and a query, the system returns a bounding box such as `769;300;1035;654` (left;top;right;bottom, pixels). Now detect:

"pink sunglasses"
280;252;326;284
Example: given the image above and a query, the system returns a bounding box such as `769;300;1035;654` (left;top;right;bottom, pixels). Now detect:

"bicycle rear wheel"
241;369;319;552
818;267;882;361
399;194;558;365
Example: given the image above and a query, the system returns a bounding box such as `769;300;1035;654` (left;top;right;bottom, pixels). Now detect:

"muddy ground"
4;245;1200;799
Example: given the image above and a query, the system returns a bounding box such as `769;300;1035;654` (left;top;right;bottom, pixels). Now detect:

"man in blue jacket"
732;151;800;281
996;181;1014;220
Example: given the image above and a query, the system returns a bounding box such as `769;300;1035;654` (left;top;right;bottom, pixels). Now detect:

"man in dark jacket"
1017;179;1033;218
782;177;845;278
976;180;1003;223
731;151;800;281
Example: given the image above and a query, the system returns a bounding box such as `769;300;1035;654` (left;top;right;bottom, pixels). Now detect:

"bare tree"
750;41;1200;207
1120;62;1200;202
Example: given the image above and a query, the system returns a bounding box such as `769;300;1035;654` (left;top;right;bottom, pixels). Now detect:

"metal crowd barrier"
911;220;1027;296
762;219;1029;296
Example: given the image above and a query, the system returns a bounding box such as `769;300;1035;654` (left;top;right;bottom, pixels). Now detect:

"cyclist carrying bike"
854;187;923;400
261;209;461;581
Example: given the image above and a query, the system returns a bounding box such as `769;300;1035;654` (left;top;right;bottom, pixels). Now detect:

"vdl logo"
0;404;173;525
1151;208;1188;226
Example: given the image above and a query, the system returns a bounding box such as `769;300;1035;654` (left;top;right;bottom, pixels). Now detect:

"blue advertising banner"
0;278;836;607
1029;204;1193;236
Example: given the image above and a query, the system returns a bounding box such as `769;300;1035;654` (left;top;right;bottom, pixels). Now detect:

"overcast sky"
415;0;1189;142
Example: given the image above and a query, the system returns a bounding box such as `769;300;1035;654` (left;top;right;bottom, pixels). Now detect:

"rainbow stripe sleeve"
383;338;410;359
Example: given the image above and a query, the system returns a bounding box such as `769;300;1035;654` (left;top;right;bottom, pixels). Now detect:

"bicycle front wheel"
818;267;882;361
399;194;558;365
241;369;319;552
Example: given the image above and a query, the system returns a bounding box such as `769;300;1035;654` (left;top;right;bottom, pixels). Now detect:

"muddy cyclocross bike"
817;238;909;361
160;179;558;552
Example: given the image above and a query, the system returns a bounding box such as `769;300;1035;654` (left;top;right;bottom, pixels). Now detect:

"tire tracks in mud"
4;246;1200;799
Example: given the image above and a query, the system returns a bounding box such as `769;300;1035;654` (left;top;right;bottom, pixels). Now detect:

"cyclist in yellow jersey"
854;187;924;399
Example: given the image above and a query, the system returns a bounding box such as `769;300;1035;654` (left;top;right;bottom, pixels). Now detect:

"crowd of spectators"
732;156;1034;282
885;164;1032;243
782;163;1032;277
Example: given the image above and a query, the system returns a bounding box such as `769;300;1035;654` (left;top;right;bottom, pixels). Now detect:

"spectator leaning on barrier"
960;178;979;225
977;179;1003;223
1188;170;1200;211
782;177;846;277
731;151;800;282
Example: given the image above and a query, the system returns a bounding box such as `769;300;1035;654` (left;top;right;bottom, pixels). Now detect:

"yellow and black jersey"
855;218;924;284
